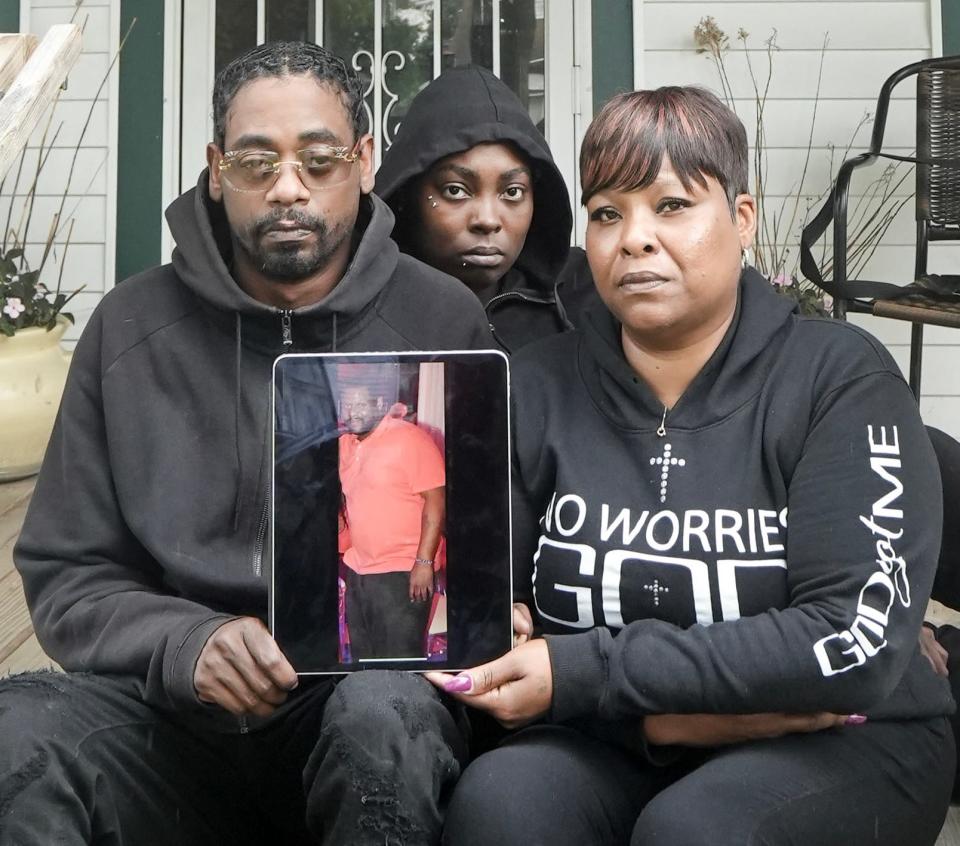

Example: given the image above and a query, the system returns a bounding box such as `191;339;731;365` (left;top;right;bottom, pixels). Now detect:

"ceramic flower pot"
0;317;71;481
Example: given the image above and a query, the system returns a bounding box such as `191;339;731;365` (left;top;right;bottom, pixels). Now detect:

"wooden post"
0;24;82;182
0;34;38;98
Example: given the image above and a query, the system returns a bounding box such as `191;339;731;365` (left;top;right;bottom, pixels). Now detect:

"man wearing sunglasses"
4;42;490;845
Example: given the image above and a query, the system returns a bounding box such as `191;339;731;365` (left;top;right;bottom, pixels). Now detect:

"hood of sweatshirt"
374;65;572;298
166;172;401;351
578;268;800;431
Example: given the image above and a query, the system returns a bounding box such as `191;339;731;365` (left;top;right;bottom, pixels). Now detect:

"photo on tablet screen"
271;351;512;674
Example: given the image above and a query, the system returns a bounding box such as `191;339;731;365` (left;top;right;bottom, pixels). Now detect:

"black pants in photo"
345;567;431;660
0;669;468;845
443;719;955;846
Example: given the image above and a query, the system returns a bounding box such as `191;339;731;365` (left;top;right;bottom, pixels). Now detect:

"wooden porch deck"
0;477;56;676
2;478;959;842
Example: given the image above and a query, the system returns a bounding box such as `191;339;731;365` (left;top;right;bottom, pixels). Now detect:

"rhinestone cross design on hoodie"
649;442;686;504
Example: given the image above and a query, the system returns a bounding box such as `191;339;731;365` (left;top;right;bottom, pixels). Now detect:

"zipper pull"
657;406;667;437
280;309;293;347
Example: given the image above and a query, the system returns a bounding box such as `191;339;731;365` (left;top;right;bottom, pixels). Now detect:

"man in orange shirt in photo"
338;384;445;659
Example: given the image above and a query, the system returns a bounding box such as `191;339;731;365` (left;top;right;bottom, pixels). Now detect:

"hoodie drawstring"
331;312;338;353
232;312;243;531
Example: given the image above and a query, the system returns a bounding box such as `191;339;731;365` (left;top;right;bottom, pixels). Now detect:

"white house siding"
3;1;956;436
1;0;120;347
637;0;960;439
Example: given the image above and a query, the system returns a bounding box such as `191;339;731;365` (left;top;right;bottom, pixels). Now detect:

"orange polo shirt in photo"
339;413;445;575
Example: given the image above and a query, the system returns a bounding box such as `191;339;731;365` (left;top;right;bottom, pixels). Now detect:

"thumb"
514;609;533;634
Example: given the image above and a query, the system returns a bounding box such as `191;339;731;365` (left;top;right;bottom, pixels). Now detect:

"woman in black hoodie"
427;87;954;845
375;66;577;352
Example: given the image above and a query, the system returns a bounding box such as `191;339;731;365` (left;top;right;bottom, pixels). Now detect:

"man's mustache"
252;210;325;238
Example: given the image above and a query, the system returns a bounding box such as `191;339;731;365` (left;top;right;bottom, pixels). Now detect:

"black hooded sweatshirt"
511;269;952;756
14;178;492;728
375;66;574;353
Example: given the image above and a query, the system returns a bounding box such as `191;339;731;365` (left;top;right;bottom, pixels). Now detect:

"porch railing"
0;24;82;181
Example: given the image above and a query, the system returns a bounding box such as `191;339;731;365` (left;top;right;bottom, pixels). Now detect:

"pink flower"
770;273;791;288
3;297;25;319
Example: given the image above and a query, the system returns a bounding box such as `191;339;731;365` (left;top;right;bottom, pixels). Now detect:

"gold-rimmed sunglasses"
218;142;361;193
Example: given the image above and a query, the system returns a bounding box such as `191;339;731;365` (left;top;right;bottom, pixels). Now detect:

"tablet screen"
271;350;512;674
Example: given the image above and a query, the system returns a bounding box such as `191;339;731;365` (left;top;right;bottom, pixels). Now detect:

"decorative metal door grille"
214;0;546;164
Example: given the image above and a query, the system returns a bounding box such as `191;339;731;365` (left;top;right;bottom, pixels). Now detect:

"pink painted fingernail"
844;714;868;726
444;674;472;693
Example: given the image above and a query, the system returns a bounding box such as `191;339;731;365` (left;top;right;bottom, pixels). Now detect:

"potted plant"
0;238;81;480
0;11;132;481
0;58;88;480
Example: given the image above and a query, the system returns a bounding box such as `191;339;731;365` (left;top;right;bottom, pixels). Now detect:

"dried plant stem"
4;89;61;260
693;16;908;305
813;119;872;272
39;211;60;272
740;32;777;275
44;16;137;272
1;147;27;254
776;34;828;276
848;174;912;278
15;122;63;268
55;217;75;297
704;39;737;112
57;155;109;226
0;0;126;335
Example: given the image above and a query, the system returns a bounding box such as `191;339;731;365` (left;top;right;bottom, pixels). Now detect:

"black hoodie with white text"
511;269;952;756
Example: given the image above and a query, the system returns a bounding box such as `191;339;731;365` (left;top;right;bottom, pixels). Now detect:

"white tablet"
271;350;513;674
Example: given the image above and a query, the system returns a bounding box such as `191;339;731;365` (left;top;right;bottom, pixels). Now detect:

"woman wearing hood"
375;66;577;353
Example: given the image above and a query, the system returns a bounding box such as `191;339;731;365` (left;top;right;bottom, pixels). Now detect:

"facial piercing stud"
428;194;438;209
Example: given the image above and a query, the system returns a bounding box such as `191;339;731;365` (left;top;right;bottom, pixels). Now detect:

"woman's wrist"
414;557;434;566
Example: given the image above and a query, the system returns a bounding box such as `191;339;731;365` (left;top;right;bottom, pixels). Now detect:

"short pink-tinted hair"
580;86;748;211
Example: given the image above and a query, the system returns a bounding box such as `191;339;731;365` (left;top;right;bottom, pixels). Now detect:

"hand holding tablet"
424;638;553;729
271;351;514;674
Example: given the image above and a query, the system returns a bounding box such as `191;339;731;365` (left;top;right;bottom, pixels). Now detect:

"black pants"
443;720;955;846
345;568;431;660
0;669;467;845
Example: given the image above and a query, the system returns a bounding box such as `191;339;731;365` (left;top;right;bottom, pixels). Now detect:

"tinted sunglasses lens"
223;153;278;191
298;149;354;190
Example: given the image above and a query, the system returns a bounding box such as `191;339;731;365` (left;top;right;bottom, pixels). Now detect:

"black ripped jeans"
0;670;467;845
